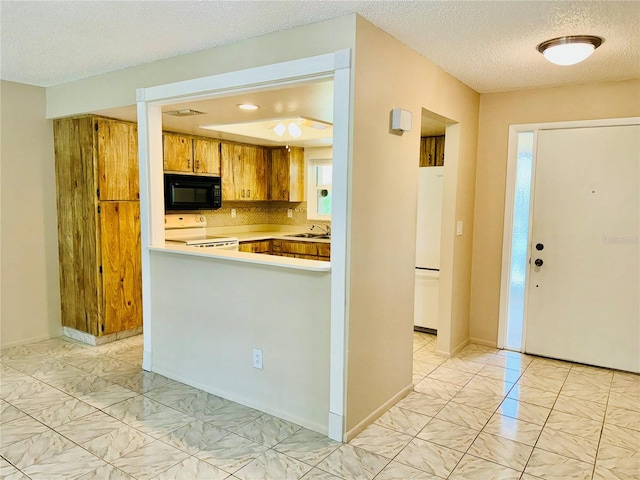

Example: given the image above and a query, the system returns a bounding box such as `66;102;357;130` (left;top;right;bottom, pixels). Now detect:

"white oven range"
164;214;239;250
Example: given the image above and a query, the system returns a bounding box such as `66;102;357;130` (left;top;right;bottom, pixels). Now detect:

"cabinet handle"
187;158;191;169
195;159;200;170
242;189;245;198
247;189;251;198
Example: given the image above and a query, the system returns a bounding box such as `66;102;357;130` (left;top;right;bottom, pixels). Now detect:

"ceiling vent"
164;109;206;117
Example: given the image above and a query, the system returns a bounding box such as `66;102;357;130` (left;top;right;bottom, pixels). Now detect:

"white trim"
328;51;352;442
498;116;640;351
152;365;327;435
140;53;337;104
136;48;353;442
344;383;412;442
470;337;498;349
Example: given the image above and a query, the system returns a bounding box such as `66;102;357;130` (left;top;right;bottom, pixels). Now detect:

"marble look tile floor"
0;332;638;479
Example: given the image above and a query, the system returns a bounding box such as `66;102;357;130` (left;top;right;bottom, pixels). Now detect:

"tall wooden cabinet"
54;116;142;337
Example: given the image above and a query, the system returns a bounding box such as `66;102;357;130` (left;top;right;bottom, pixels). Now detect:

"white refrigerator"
414;166;444;331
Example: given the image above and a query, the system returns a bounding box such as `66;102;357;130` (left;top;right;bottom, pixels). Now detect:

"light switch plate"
287;208;293;218
456;221;463;236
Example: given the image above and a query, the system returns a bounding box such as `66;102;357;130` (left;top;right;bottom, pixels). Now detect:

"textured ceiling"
1;1;638;93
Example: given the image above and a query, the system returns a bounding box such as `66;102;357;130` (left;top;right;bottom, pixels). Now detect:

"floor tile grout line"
589;367;614;480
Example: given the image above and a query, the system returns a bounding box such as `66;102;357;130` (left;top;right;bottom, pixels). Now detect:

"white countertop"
149;225;331;272
206;224;331;244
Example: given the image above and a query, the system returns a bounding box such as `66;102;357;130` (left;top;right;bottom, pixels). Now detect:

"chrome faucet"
310;224;331;236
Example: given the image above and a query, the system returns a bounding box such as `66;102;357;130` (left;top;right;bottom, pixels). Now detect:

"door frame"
497;116;640;350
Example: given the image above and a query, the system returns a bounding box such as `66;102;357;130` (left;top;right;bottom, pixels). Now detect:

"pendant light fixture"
537;35;603;66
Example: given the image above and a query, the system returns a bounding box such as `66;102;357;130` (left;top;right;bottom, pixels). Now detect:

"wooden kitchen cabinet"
221;142;269;201
164;133;221;175
163;133;193;172
54;115;142;338
238;240;272;254
435;136;445;166
271;239;330;261
193;138;221;175
270;146;305;201
420;135;445;167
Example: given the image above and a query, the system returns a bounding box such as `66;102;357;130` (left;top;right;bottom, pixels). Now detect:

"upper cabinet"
96;118;139;200
163;133;221;175
221;142;269;201
419;135;445;167
193;138;221;175
270;146;305;202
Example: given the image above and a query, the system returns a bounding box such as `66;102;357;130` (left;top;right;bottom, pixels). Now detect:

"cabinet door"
269;147;305;201
288;147;305;202
238;240;271;253
54;117;101;335
163;133;193;172
243;146;269;201
100;201;142;335
435;136;445;166
221;142;243;200
420;137;437;167
270;148;289;201
193;138;221;175
97;118;139;200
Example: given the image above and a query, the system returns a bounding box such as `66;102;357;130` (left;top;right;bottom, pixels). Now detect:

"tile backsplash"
202;201;330;228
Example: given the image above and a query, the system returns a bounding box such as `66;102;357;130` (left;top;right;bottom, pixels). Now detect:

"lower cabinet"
239;239;330;261
238;240;272;254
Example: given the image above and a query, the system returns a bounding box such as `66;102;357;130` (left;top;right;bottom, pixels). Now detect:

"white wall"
149;251;331;433
1;81;61;347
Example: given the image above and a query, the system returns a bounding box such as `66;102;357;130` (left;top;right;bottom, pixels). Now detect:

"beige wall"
470;79;640;345
46;15;356;118
346;17;479;433
1;81;61;346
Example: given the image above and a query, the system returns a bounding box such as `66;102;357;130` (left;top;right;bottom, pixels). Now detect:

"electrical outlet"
253;348;263;370
231;209;236;218
287;208;293;218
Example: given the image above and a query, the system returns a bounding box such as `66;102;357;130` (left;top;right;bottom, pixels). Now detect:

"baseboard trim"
63;326;142;346
344;383;413;442
0;333;58;349
152;364;328;436
436;337;470;359
470;337;497;348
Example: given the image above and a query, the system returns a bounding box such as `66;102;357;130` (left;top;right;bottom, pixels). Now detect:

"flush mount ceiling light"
537;35;603;66
236;103;260;111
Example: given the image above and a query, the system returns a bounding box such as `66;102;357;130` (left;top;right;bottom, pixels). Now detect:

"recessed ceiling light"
537;35;603;66
237;104;260;111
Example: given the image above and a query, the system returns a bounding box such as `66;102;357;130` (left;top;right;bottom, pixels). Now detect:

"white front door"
525;124;640;372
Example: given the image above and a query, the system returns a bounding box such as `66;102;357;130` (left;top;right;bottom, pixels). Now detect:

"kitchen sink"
285;233;331;239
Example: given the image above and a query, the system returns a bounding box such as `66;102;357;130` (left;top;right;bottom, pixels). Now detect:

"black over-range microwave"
164;174;222;211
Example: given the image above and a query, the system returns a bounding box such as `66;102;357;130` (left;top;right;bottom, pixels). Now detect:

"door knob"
534;258;544;267
536;243;544;251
